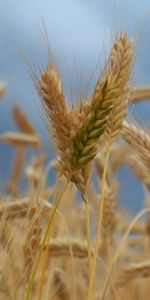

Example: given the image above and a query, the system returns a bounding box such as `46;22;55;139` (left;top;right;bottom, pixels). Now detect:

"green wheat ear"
70;80;116;168
70;33;133;171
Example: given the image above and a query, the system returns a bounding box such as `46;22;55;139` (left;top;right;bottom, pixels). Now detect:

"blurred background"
0;0;150;213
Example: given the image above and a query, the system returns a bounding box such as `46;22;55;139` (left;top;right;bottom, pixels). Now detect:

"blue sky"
1;0;150;212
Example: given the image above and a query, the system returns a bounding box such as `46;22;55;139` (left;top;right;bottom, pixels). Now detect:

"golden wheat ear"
122;120;150;169
130;86;150;103
12;104;37;135
38;64;70;152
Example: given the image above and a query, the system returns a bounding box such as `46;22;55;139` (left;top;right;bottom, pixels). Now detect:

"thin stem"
88;145;111;300
24;178;70;300
85;197;92;283
37;176;60;300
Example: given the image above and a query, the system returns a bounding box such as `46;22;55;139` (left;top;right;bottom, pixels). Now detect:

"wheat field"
0;32;150;300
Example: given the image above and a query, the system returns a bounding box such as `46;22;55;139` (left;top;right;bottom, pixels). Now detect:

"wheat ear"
38;64;70;164
0;132;40;148
12;105;37;134
118;260;150;284
122;120;150;169
24;204;42;281
43;238;93;258
71;33;132;168
0;198;52;219
130;86;150;103
127;154;150;189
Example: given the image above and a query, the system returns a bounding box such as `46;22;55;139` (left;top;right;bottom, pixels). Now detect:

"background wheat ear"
122;120;150;170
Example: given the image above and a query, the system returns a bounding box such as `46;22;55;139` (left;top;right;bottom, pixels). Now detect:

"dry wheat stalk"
95;153;112;184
